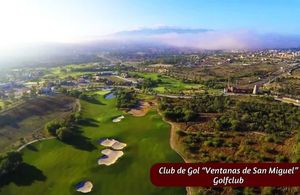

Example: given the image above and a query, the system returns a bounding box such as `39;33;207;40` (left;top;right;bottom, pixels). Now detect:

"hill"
0;95;77;152
111;26;212;36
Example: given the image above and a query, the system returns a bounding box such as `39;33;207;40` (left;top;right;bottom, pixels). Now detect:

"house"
224;85;259;95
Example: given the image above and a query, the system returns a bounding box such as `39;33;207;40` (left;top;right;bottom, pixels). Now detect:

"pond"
105;92;115;99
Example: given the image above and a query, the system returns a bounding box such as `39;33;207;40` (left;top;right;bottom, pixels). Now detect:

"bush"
264;135;275;143
245;139;256;145
203;140;214;147
276;155;289;162
264;147;278;155
261;187;276;195
212;138;224;147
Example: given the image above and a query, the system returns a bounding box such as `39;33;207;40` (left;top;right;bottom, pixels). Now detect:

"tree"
183;109;197;122
56;127;72;141
45;121;62;135
0;152;23;177
116;89;138;109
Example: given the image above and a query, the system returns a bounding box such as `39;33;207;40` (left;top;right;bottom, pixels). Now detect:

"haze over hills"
1;26;300;67
105;26;300;50
110;26;213;36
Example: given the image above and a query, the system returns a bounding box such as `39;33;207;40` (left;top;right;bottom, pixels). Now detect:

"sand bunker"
100;138;117;147
111;141;127;150
75;181;93;193
128;101;151;117
98;149;124;166
112;115;125;122
100;138;127;150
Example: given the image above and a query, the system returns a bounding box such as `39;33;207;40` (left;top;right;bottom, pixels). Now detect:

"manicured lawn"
0;92;185;195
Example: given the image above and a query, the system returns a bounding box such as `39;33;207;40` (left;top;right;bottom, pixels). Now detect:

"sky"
0;0;300;49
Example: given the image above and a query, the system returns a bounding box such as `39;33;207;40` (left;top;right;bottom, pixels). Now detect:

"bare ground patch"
128;101;152;117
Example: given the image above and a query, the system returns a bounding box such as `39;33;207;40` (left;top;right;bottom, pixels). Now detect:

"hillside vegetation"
0;95;77;152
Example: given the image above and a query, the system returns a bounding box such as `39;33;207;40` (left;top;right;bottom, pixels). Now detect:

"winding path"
17;137;56;152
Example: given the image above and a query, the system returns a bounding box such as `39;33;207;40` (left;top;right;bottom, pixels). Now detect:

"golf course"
0;91;185;195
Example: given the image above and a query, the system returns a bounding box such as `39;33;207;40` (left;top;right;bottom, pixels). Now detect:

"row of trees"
64;90;100;104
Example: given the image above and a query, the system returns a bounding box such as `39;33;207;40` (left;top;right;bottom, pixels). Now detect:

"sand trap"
98;149;124;166
111;141;127;150
100;138;127;150
75;181;93;193
128;101;151;117
100;138;117;147
112;115;125;123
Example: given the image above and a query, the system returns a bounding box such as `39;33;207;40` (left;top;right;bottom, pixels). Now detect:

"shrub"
203;140;214;147
211;138;224;147
261;187;276;195
245;139;256;145
264;147;278;155
264;136;275;143
276;155;289;162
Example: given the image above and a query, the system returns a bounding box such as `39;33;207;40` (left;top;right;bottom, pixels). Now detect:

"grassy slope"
0;93;184;195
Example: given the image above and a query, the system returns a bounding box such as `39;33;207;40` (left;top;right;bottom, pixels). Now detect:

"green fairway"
0;92;185;195
131;72;204;93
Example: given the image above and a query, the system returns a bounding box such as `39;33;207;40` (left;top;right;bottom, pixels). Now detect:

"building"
224;85;259;95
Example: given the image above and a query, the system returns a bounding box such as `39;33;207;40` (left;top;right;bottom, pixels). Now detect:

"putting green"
0;92;185;195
